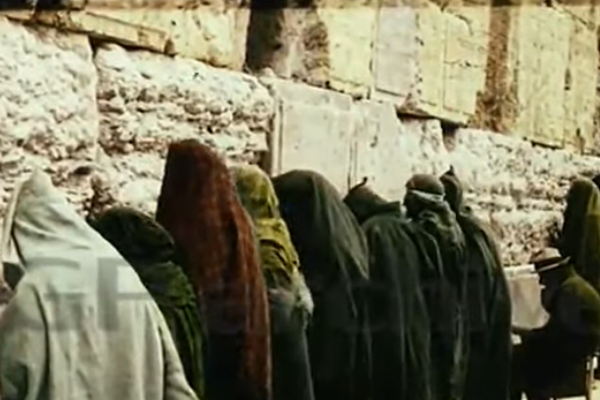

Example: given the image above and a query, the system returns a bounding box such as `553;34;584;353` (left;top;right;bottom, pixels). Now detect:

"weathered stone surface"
32;10;169;53
264;77;355;193
448;129;600;265
372;3;489;124
474;5;597;150
352;100;449;200
95;44;274;212
246;1;377;97
0;17;99;216
563;17;598;153
96;3;250;69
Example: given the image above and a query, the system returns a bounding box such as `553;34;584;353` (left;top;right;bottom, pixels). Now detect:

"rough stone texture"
31;10;170;53
563;17;598;153
0;17;99;218
245;0;378;97
372;3;489;124
95;44;274;213
95;2;250;69
475;5;598;152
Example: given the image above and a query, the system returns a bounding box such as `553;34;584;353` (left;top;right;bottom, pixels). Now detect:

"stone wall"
2;12;600;266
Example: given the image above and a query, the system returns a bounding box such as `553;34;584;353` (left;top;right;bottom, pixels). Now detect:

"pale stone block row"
475;4;599;152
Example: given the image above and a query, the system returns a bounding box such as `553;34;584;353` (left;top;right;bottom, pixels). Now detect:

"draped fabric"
440;169;512;400
0;170;196;400
344;182;432;400
88;207;205;398
511;264;600;400
232;165;315;400
403;173;468;400
155;140;270;400
560;178;600;293
272;170;371;400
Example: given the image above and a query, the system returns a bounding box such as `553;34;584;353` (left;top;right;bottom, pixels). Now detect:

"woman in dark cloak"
439;168;512;400
403;173;468;400
344;179;432;400
88;207;205;399
232;165;315;400
272;169;371;400
155;139;270;400
559;177;600;293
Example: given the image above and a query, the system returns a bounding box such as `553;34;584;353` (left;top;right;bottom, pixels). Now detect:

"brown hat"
530;247;569;273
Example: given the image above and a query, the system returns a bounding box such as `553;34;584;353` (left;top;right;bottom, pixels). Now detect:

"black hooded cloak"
272;170;371;400
403;173;468;400
560;178;600;293
344;181;432;400
440;169;512;400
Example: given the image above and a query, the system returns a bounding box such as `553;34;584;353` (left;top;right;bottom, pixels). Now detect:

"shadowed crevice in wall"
245;0;331;88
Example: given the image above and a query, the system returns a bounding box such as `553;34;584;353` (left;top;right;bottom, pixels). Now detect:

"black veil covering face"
440;168;512;400
273;170;371;400
344;180;433;400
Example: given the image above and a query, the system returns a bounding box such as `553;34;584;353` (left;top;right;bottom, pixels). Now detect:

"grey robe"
0;170;198;400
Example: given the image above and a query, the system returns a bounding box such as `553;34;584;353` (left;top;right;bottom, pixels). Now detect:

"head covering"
232;165;313;310
404;174;446;219
531;248;569;274
404;173;468;400
439;168;512;400
155;139;270;400
272;169;371;400
344;178;400;224
345;182;433;400
592;173;600;192
439;167;464;214
88;207;205;397
560;178;600;291
232;165;315;400
0;170;196;400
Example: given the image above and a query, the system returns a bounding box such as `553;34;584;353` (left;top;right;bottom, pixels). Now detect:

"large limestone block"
0;17;99;215
94;2;249;69
245;1;377;97
95;44;274;212
476;5;572;146
372;3;489;124
563;18;598;154
351;101;449;200
265;78;355;193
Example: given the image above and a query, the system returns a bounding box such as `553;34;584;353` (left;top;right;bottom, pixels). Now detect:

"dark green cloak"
344;182;432;400
560;178;600;293
88;207;205;398
440;169;512;400
273;170;371;400
403;174;468;400
512;263;600;399
232;165;315;400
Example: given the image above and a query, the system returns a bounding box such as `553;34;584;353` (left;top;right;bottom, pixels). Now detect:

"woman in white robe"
0;170;198;400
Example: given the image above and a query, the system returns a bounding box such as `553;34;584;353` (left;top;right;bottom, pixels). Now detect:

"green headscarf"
232;165;305;291
88;207;205;398
560;178;600;292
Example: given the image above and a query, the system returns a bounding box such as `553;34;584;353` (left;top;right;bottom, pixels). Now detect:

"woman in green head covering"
232;165;315;400
88;207;205;399
560;178;600;293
